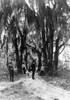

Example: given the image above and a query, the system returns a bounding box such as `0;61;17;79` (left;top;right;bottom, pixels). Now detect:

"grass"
42;66;70;91
0;54;70;91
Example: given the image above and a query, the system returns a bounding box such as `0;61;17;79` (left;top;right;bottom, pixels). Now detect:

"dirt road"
0;74;70;100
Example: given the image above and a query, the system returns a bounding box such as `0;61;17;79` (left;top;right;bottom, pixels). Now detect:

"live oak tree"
25;0;70;74
0;0;28;73
0;0;70;75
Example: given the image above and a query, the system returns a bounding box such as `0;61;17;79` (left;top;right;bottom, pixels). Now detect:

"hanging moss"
25;4;35;25
35;15;40;30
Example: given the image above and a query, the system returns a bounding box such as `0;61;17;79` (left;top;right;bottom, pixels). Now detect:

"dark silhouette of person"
22;66;26;74
22;63;26;74
9;61;14;82
31;59;36;79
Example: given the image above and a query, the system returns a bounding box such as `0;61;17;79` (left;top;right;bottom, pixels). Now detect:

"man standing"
22;63;26;74
9;61;14;82
31;59;36;79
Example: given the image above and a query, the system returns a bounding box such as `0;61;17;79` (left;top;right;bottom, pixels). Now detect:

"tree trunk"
25;47;28;70
46;22;54;74
20;36;24;72
54;36;59;71
13;38;22;73
17;26;27;73
42;21;47;69
6;37;9;70
50;28;54;73
37;52;42;71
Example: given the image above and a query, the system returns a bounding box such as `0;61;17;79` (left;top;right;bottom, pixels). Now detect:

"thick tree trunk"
16;54;22;73
17;26;27;73
54;36;59;71
13;38;22;73
20;36;24;72
37;52;41;71
50;29;54;73
6;37;9;70
46;22;54;75
26;47;27;70
42;22;47;69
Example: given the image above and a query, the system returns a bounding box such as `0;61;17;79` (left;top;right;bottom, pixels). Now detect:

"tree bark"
42;21;47;68
54;36;59;71
13;38;22;73
37;51;42;71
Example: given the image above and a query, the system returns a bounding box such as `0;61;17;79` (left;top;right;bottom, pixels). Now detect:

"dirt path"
24;77;70;100
0;74;70;100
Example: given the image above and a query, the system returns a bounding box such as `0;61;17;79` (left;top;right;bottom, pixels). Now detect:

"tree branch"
59;45;65;55
26;43;40;54
59;42;65;49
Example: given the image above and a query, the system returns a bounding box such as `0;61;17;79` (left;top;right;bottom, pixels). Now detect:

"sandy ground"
0;73;70;100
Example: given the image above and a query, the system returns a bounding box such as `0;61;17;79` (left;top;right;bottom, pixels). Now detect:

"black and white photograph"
0;0;70;100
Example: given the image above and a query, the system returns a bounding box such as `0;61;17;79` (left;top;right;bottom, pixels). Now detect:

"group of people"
8;59;36;82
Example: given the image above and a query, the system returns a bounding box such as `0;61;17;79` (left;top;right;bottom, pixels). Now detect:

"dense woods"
0;0;70;75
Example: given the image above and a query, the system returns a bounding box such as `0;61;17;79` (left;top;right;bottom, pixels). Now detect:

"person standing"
22;63;26;74
9;61;14;82
31;59;36;79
